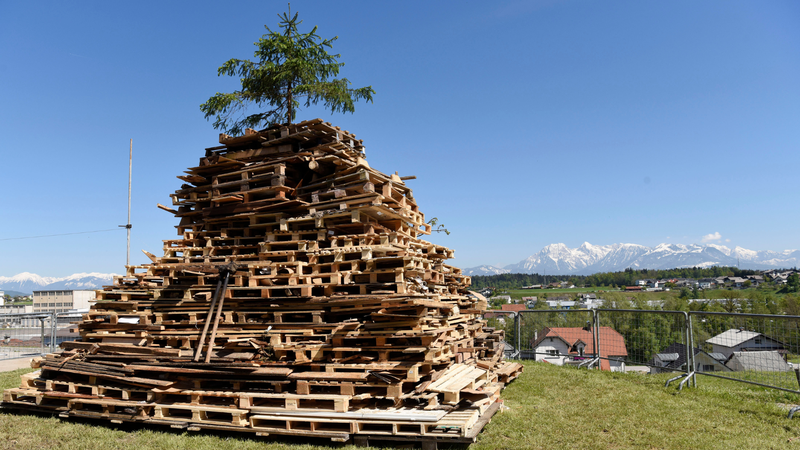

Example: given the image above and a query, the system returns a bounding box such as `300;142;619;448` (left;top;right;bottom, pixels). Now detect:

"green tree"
201;7;375;135
719;290;739;313
782;294;800;316
788;273;800;293
531;298;550;310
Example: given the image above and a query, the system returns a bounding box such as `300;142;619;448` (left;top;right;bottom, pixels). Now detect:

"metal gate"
0;312;56;360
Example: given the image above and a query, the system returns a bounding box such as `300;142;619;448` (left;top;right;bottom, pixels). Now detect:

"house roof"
501;304;526;312
483;310;514;319
531;326;628;358
707;329;787;349
727;351;792;372
651;342;730;371
656;353;680;362
651;343;692;370
706;329;762;348
708;353;727;362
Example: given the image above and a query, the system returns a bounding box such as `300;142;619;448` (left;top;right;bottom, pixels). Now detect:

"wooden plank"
288;372;369;381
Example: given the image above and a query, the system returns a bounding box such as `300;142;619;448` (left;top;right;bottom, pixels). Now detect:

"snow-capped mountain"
0;272;118;294
462;265;511;276
502;242;649;275
42;273;118;290
0;272;60;293
465;243;800;276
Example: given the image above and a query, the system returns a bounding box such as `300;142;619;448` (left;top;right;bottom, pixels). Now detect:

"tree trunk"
287;82;293;124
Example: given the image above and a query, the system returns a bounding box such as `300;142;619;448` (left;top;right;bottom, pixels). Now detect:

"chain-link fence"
518;309;598;368
481;310;518;358
689;311;800;394
0;311;84;361
52;312;83;350
503;306;800;416
596;309;691;377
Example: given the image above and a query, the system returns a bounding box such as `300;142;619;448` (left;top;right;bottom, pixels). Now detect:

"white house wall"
533;338;571;365
712;337;784;359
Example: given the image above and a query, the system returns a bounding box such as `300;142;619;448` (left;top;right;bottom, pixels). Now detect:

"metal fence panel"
0;312;55;360
517;309;598;367
481;310;518;358
53;312;83;351
595;309;691;375
689;311;800;393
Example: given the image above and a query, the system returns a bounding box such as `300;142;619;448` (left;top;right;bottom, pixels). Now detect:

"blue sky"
1;1;798;276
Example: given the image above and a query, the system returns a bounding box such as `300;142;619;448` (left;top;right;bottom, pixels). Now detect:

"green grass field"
500;286;615;296
491;286;783;307
1;363;799;449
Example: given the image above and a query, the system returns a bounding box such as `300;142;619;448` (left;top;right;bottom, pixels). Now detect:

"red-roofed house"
483;304;526;322
501;304;526;313
530;326;628;371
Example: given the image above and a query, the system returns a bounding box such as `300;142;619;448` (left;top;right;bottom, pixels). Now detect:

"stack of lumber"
2;119;522;448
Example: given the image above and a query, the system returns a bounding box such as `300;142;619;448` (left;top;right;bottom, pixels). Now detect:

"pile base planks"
2;119;522;448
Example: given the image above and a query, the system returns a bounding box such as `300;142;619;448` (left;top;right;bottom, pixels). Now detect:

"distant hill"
1;290;30;298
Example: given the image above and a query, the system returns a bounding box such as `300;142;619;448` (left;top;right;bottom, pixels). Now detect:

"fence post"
663;311;695;390
688;314;696;388
39;317;45;356
685;311;691;376
594;309;601;369
51;312;57;352
515;312;521;359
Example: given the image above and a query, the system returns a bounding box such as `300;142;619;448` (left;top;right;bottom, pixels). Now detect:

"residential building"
32;290;96;313
530;326;627;371
726;351;792;372
649;342;730;374
544;300;577;309
674;278;699;288
580;297;604;309
706;329;786;359
492;295;512;304
698;278;716;289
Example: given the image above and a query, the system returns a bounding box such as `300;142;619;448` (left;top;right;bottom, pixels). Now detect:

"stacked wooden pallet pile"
2;119;522;448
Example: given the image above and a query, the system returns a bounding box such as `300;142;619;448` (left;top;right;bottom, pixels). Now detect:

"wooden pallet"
1;119;521;448
153;403;249;426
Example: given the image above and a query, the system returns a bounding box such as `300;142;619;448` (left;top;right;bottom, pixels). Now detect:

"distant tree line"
470;273;580;289
583;266;759;288
470;266;759;290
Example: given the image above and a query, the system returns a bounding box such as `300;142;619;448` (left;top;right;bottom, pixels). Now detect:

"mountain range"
3;242;798;292
463;243;800;276
0;272;118;295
